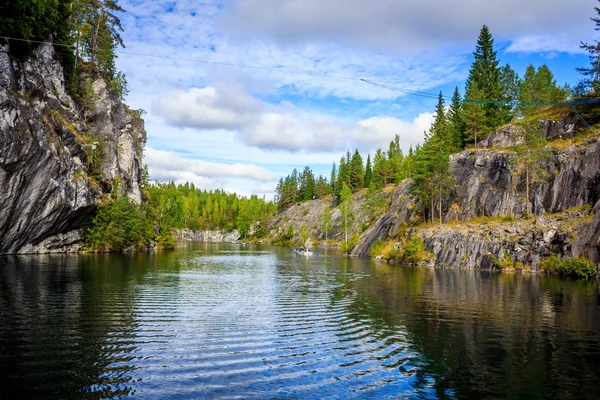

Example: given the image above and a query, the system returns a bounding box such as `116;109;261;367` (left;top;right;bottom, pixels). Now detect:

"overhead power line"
1;35;443;99
2;34;599;133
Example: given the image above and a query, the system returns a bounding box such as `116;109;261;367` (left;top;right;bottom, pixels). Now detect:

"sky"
115;0;599;199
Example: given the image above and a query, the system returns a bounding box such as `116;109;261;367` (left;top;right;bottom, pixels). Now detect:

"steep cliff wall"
0;43;145;254
350;116;600;270
174;229;240;242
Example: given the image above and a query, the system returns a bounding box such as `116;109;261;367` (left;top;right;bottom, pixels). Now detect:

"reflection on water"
1;243;599;399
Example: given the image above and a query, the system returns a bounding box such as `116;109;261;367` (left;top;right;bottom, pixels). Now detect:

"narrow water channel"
1;243;599;399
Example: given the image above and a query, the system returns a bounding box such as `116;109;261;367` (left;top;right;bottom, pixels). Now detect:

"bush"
85;190;153;252
370;237;431;264
541;255;597;279
341;233;359;253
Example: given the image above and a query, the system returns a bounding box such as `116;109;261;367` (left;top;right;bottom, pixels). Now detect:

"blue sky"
115;0;598;198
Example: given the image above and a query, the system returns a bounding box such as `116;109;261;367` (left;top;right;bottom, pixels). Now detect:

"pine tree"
464;25;504;133
499;64;519;122
364;154;373;188
448;87;466;152
349;149;364;191
330;162;337;194
462;86;488;147
577;1;600;95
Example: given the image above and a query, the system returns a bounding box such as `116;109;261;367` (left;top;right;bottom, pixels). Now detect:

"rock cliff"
269;115;600;272
174;229;240;242
0;43;146;254
350;115;600;271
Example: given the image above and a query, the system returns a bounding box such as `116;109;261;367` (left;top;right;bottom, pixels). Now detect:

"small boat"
291;247;319;255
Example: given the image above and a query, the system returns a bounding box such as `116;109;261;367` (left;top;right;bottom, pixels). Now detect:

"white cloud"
220;0;593;54
152;86;432;153
506;34;586;55
145;147;279;185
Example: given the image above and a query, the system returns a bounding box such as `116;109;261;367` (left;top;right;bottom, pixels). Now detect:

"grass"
540;255;597;279
369;237;433;264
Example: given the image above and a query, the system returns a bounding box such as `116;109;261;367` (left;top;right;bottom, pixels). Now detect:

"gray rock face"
351;115;600;270
174;229;240;242
350;181;417;258
0;43;146;254
266;193;374;245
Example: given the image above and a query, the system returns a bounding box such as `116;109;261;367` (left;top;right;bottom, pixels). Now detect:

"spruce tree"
349;149;364;191
364;154;373;188
577;0;600;95
448;87;466;152
464;25;504;134
462;86;488;147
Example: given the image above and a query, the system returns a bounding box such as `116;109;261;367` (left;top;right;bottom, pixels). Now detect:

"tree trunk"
438;182;442;226
431;196;434;225
91;11;104;69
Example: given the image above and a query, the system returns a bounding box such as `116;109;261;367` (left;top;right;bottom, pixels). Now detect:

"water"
1;243;600;399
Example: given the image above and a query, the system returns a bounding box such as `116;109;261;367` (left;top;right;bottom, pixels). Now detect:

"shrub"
541;255;597;279
341;233;359;253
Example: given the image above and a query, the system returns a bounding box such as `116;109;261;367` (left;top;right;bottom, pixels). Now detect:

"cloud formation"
145;147;279;184
221;0;592;54
153;86;433;153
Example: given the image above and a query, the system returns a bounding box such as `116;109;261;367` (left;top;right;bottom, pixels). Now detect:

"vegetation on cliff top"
1;0;128;98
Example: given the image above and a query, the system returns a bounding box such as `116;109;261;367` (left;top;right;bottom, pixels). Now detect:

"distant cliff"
267;114;600;272
0;43;145;254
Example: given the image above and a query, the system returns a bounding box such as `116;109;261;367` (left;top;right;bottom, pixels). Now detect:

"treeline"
1;0;128;97
274;24;576;215
145;182;276;238
85;181;277;251
275;136;415;210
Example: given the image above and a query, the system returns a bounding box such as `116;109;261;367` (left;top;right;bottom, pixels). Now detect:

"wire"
0;35;444;99
3;33;599;131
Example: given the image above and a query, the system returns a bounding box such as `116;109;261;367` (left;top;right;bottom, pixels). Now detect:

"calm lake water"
1;243;600;399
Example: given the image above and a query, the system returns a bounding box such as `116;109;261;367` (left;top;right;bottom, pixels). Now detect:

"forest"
275;22;600;225
2;1;599;252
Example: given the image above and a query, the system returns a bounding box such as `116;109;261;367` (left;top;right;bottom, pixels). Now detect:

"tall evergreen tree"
448;87;466;152
349;149;365;191
330;162;337;194
364;154;373;188
577;0;600;95
462;86;488;147
464;25;504;133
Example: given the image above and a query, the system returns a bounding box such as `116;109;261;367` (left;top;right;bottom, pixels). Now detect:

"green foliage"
363;182;387;221
146;181;276;237
511;119;553;215
299;222;309;246
464;25;507;134
411;92;454;225
340;233;359;253
519;64;569;116
448;87;466;151
1;0;128;99
541;255;597;279
373;237;429;264
339;183;354;244
399;237;428;264
492;254;514;270
576;1;600;95
85;188;153;252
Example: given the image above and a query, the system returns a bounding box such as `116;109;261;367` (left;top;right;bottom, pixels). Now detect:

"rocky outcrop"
352;114;600;270
174;229;240;242
412;210;590;271
350;180;418;257
0;42;146;254
266;193;375;245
